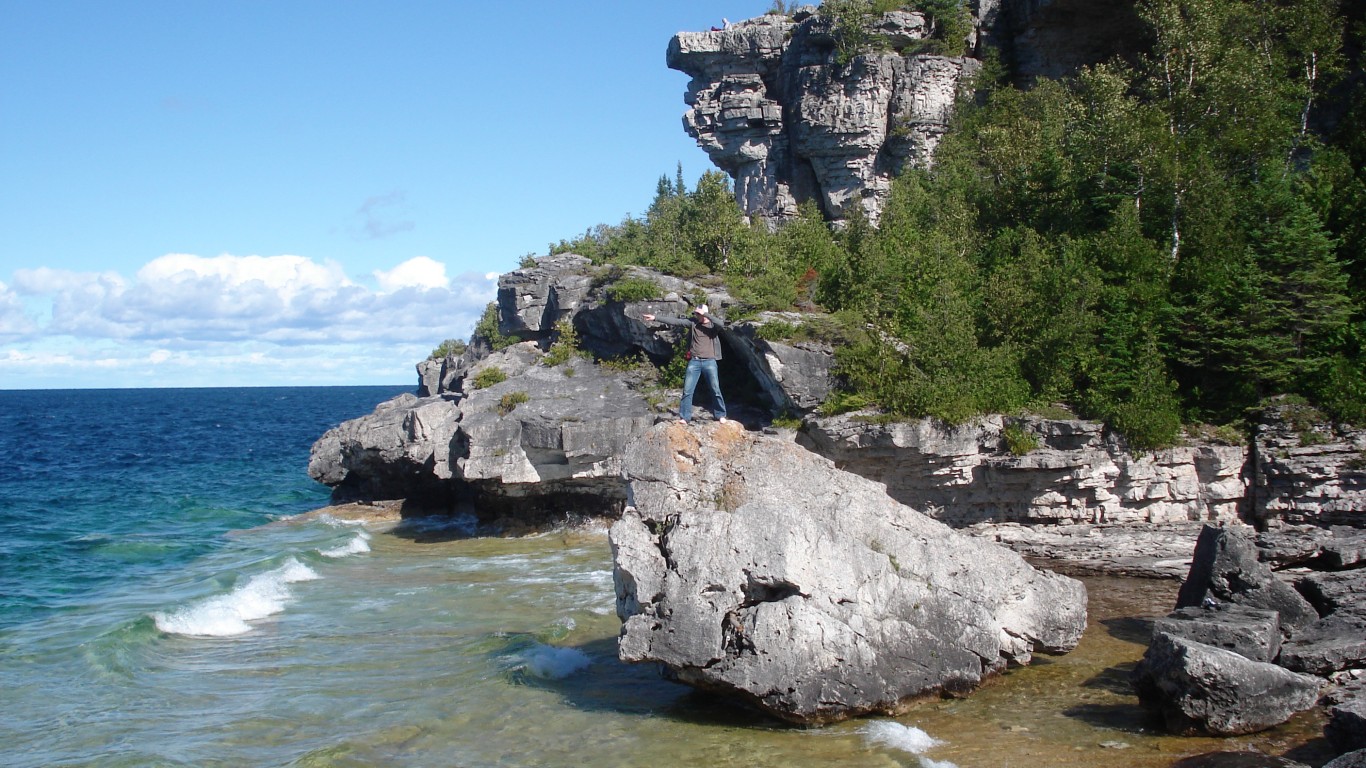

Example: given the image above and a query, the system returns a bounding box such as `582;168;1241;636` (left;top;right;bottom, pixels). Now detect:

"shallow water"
8;522;1333;768
0;387;1334;767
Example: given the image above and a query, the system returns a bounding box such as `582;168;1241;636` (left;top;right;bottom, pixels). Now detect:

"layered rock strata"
610;421;1087;724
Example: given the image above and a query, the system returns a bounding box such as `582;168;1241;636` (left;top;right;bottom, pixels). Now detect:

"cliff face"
668;1;1147;226
669;11;976;227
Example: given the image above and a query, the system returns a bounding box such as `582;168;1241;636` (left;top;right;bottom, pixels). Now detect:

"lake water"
0;387;1330;767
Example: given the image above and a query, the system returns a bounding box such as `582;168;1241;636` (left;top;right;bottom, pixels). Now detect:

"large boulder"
1175;524;1321;636
1131;632;1321;736
610;422;1087;724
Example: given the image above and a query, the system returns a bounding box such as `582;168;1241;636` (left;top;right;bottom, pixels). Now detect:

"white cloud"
0;280;39;337
0;253;499;389
374;256;450;292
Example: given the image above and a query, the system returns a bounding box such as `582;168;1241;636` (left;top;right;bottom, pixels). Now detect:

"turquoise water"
0;388;1328;767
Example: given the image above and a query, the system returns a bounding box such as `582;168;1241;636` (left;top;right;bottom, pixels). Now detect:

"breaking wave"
153;558;320;637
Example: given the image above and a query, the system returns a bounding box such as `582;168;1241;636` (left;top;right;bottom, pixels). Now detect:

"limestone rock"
497;253;596;337
1254;400;1366;528
1132;632;1321;736
1154;605;1282;664
1295;569;1366;621
1324;750;1366;768
799;413;1247;526
1279;614;1366;676
668;12;978;226
1175;524;1321;636
308;344;658;525
1327;680;1366;752
611;422;1087;724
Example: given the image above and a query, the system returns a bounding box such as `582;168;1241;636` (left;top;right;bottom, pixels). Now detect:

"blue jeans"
680;358;726;422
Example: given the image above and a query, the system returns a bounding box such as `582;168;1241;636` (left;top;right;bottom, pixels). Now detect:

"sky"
0;0;775;389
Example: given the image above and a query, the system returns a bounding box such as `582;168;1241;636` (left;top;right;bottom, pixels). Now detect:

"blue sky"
0;1;774;389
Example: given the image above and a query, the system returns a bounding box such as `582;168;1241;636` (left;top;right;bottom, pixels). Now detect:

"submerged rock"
610;422;1087;724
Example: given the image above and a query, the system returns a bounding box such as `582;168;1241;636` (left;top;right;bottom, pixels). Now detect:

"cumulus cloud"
1;253;499;388
0;280;39;338
374;256;449;292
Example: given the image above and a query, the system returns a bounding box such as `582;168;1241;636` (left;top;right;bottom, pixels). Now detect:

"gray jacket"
652;314;724;360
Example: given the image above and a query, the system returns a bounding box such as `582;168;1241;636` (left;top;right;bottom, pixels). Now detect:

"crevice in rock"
740;570;806;607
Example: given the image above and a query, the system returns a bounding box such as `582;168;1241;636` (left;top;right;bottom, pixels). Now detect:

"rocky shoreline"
303;253;1365;763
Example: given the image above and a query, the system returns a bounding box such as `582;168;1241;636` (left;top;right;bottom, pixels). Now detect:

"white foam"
153;558;320;637
321;531;372;558
862;722;944;755
917;759;959;768
521;645;592;679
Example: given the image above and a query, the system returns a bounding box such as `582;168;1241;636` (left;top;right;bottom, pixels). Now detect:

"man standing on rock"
641;304;729;426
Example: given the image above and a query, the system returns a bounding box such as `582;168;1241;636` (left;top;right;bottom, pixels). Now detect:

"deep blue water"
0;386;410;628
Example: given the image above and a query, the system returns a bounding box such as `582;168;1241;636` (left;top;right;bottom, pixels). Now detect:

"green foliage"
1002;424;1040;456
497;391;530;416
518;253;538;269
538;0;1360;440
429;338;466;359
660;335;690;389
541;319;581;367
771;413;804;429
605;276;663;303
471;367;507;389
472;303;516;351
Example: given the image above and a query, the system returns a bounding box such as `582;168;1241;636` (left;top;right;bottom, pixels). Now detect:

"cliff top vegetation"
542;0;1364;449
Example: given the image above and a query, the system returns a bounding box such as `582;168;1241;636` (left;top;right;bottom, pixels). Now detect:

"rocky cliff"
668;1;1148;226
309;254;1364;534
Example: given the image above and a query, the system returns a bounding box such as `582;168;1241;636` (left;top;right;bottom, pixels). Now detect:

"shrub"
473;303;516;351
771;413;804;429
497;391;530;416
1002;424;1040;455
429;338;466;359
542;319;581;367
471;367;507;389
606;276;663;303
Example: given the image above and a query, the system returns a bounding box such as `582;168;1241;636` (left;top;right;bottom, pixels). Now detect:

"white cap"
693;303;709;315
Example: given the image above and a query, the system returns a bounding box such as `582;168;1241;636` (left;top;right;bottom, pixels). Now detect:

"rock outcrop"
669;11;978;227
800;413;1248;526
313;255;1364;537
610;421;1087;724
668;2;1151;226
1175;525;1321;636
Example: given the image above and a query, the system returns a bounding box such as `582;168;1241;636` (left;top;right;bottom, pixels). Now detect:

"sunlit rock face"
611;421;1088;725
667;1;1146;227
